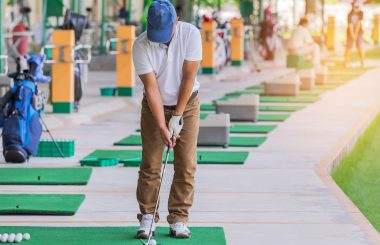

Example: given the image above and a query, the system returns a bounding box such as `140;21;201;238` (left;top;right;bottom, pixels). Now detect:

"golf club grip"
165;147;170;159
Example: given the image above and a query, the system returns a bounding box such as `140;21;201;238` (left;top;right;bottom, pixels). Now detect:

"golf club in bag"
62;10;88;112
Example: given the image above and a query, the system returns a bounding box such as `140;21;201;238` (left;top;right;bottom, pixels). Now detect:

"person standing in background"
344;2;365;67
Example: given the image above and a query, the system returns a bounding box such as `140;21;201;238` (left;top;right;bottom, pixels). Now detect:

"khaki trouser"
136;95;200;224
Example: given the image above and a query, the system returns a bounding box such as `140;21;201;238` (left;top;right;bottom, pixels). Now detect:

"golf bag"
74;51;83;104
0;55;50;163
62;10;87;111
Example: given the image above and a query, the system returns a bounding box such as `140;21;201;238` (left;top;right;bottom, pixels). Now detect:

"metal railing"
0;55;9;76
41;44;92;64
106;38;132;55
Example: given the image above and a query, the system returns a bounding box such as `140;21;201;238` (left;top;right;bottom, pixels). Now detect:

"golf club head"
140;238;160;245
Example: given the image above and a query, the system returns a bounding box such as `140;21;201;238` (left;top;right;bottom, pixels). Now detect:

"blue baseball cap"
147;0;177;43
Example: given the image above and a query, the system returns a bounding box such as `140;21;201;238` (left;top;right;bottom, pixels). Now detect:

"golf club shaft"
147;147;171;244
39;115;65;158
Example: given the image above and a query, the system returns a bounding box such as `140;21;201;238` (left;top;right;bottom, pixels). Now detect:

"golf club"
141;146;171;245
39;115;65;158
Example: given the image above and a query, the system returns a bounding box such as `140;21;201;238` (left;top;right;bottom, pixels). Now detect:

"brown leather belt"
163;91;198;110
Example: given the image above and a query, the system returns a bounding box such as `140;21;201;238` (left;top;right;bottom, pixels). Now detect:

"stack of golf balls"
0;233;30;243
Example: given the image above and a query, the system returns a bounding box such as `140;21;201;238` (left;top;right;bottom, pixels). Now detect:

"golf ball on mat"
8;233;15;243
0;233;8;243
23;233;31;240
15;233;23;243
148;239;157;245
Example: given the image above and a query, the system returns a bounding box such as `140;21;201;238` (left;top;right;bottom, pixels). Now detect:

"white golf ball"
23;233;31;240
148;239;157;245
7;233;15;243
0;233;8;243
15;233;23;243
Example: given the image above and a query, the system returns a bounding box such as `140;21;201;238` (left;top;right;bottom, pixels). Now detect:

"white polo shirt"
288;25;314;50
132;21;202;106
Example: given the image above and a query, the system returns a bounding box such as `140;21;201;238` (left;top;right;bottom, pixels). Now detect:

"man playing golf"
132;0;201;239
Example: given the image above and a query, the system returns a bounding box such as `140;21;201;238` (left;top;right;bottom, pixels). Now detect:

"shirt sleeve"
132;40;153;75
184;27;202;61
303;28;314;45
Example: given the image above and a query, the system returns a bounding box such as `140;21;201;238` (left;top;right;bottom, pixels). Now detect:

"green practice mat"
259;105;304;112
115;135;266;147
246;84;264;90
0;194;85;215
260;96;319;103
136;124;277;135
114;135;142;146
226;89;324;98
299;90;325;97
0;168;92;185
230;124;277;134
257;114;290;122
225;90;262;97
315;83;341;90
201;104;304;112
200;113;209;120
0;226;226;245
217;96;230;101
200;104;216;111
228;136;267;147
215;91;321;104
83;150;249;166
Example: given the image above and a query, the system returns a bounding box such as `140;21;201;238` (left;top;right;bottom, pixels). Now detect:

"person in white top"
288;17;320;66
132;0;201;240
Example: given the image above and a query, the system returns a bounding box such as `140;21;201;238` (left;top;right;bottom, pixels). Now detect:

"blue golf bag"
0;55;50;163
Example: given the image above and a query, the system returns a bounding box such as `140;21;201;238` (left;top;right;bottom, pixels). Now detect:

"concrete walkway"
0;62;380;244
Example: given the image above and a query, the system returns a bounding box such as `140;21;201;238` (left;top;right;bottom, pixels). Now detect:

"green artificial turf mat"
200;104;216;111
225;90;262;97
230;124;277;134
83;150;142;167
299;90;325;97
315;84;341;90
194;151;249;164
80;158;120;167
83;150;249;166
115;135;266;147
246;84;264;90
257;114;290;122
200;113;209;120
228;136;267;147
0;168;92;185
260;96;319;103
198;137;266;147
201;104;305;112
0;226;226;245
202;104;305;112
259;105;304;112
228;89;323;98
217;96;230;101
364;48;380;60
332;113;380;232
0;194;85;215
114;135;142;146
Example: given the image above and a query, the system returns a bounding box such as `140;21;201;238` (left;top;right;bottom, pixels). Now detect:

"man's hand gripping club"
160;114;184;149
